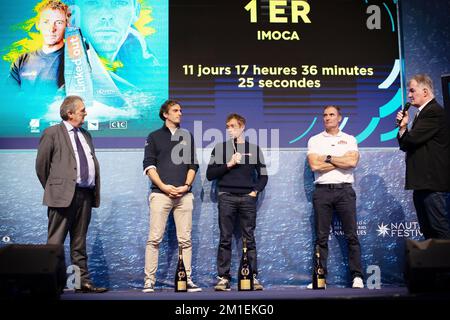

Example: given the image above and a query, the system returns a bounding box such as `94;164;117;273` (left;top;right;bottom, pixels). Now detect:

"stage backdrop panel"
0;149;419;289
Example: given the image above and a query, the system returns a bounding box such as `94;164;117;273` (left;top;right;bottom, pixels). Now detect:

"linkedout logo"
376;222;422;238
168;121;280;174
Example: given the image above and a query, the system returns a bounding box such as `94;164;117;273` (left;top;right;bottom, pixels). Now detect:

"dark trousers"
47;187;94;284
217;193;257;280
313;184;363;279
413;190;450;239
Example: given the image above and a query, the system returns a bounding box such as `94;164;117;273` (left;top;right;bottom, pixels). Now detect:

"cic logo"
110;120;128;129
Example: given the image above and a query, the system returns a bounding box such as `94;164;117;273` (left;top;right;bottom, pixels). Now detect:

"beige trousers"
144;192;194;284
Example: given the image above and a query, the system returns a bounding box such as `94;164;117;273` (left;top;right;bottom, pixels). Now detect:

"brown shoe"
75;283;108;293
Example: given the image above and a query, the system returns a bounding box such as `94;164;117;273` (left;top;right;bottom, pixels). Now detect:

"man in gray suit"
36;95;107;293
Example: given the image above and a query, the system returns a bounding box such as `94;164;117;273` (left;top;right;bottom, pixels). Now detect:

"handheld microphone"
397;102;411;126
233;138;237;153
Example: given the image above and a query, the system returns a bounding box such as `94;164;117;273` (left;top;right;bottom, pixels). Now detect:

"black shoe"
75;283;108;293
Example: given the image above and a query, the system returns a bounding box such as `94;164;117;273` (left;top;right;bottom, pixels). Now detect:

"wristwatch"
325;155;332;163
184;183;192;191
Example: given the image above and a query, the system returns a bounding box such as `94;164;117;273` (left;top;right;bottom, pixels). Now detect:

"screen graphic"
0;0;168;144
170;0;403;148
1;1;402;148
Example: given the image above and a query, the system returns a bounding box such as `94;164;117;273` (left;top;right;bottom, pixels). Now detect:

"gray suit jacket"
36;122;100;208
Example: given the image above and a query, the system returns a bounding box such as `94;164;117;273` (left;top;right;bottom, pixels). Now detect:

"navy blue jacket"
206;140;268;194
143;125;198;193
398;99;450;191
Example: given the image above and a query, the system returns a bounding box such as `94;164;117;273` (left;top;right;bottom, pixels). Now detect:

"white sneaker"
352;277;364;289
142;280;154;293
187;278;202;292
253;277;264;291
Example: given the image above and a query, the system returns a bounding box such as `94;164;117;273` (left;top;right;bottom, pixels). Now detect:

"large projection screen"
0;0;402;148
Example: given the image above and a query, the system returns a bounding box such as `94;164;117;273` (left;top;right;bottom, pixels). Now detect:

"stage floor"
61;286;411;300
5;286;449;318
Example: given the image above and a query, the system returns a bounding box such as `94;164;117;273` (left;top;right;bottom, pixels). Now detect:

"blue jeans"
217;192;258;280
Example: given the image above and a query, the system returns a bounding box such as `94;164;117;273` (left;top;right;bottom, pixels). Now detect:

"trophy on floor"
238;238;254;291
312;245;326;289
175;246;187;292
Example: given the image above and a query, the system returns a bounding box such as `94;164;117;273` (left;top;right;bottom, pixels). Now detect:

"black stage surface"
3;286;449;319
62;286;410;300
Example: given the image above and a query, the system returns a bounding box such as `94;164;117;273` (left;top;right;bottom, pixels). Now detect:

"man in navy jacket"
397;74;450;239
142;99;201;292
